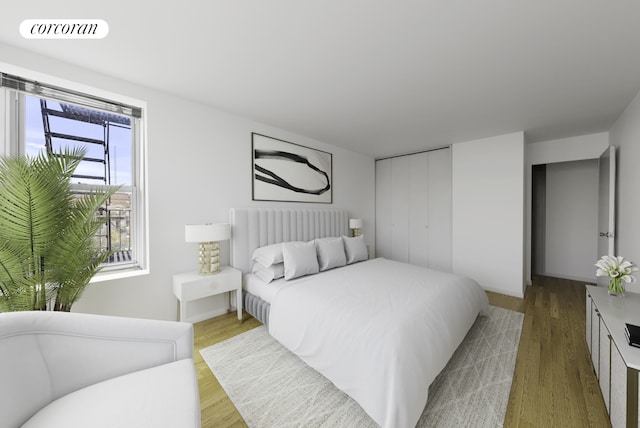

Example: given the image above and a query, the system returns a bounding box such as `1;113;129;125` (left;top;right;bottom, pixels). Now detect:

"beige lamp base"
198;241;220;275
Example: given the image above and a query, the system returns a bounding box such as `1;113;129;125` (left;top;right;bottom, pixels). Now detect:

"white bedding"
268;257;489;428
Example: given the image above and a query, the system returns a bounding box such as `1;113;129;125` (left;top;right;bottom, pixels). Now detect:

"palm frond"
0;147;120;311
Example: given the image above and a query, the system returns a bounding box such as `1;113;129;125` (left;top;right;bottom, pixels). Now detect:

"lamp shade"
349;218;363;229
185;223;230;243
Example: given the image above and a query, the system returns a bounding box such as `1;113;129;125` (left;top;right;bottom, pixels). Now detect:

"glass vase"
608;277;625;297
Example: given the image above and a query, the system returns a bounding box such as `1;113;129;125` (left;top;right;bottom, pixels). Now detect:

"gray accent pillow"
315;237;347;271
282;241;320;280
342;235;368;264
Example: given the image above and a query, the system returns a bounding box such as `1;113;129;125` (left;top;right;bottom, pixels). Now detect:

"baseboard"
483;285;524;299
541;271;595;284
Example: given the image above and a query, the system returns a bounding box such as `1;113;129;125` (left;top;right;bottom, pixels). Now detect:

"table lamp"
349;218;363;237
185;223;230;275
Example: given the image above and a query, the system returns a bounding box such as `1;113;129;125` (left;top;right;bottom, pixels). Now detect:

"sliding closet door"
376;156;411;262
391;156;410;263
408;152;429;266
427;148;452;271
375;147;452;271
375;158;393;259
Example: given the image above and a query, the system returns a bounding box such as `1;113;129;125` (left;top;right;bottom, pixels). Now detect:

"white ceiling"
1;1;640;158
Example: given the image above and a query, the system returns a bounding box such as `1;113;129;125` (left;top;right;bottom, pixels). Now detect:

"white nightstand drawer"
172;266;243;323
181;276;238;300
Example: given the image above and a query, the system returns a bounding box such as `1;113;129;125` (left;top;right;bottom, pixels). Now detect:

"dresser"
586;285;640;428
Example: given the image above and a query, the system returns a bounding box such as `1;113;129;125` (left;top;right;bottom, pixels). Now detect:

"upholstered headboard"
229;208;350;274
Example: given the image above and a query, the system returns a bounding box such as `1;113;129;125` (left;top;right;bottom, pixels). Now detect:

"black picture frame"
251;133;333;203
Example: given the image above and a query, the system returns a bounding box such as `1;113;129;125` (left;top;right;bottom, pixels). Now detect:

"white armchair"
0;311;201;428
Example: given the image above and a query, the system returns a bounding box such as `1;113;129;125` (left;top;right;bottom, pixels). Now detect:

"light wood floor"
194;276;610;427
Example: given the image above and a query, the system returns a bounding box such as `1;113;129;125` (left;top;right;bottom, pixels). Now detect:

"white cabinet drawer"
173;268;241;302
172;266;243;323
181;277;236;300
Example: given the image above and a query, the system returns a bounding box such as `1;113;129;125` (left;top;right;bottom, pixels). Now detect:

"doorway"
531;164;546;276
531;159;599;282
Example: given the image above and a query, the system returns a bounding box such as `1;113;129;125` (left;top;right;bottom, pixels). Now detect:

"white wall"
543;160;598;282
451;132;525;298
527;133;610;165
524;133;609;284
610;89;640;294
0;42;375;320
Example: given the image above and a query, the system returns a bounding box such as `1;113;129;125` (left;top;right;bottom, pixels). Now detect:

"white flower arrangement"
595;255;639;295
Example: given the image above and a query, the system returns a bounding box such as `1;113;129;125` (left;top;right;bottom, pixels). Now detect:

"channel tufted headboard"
229;208;350;274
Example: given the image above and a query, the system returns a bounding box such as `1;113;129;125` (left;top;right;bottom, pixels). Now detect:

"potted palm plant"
0;147;119;311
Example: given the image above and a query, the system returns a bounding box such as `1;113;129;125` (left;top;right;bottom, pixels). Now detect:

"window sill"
90;266;149;283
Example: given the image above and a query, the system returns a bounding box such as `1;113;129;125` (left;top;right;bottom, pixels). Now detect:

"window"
0;71;148;280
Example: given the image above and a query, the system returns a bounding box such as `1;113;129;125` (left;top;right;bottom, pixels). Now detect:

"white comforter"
268;258;489;428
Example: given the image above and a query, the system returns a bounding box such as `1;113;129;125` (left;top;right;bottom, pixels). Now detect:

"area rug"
200;305;524;428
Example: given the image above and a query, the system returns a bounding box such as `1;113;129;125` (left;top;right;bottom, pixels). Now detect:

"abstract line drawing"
252;133;332;203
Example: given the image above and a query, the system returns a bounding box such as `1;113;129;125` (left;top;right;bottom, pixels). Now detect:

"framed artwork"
252;133;332;203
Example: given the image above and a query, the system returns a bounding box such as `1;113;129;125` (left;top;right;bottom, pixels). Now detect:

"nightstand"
172;266;242;323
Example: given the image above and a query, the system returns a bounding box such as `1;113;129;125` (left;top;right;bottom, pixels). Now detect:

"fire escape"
40;100;132;263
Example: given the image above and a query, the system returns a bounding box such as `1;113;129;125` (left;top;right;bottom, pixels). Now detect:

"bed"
230;208;489;428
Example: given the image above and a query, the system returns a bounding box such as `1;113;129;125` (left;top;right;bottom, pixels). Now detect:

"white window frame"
0;62;149;282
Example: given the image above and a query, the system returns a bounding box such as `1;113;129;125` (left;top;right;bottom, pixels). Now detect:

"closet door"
428;148;452;271
408;152;429;267
374;148;452;270
391;156;410;263
375;158;393;259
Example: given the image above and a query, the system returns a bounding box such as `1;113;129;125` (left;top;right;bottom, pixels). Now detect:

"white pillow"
251;242;302;267
315;237;347;271
252;262;285;283
251;243;284;267
282;241;319;280
342;235;368;264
